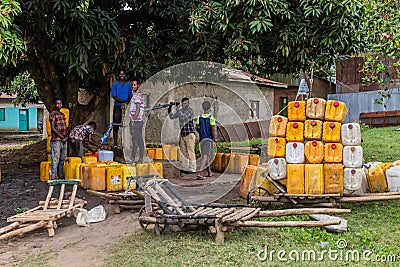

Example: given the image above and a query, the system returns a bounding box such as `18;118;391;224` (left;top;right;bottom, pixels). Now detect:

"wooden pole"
0;222;20;235
256;208;351;217
87;190;120;200
338;194;400;202
232;220;341;228
0;221;47;240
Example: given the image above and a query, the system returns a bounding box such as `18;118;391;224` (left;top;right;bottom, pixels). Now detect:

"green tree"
2;71;40;107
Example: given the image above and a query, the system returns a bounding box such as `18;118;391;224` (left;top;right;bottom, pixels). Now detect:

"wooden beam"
0;221;47;240
256;208;351;217
232;220;341;228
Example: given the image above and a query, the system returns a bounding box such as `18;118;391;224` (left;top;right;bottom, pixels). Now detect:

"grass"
361;126;400;162
12;251;55;267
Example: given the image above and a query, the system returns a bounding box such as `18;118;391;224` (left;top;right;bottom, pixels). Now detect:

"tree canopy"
0;0;397;126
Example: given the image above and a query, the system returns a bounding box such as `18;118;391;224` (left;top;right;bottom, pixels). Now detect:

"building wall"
121;81;275;153
0;101;38;131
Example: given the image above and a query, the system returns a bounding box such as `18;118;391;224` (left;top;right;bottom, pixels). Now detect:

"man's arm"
132;103;141;121
50;119;67;141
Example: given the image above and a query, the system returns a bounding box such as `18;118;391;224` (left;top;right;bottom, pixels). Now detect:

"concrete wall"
0;101;38;131
121;80;274;156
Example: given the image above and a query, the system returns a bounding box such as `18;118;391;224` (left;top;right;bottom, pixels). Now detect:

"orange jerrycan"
287;164;305;194
324;143;343;163
341;123;362;146
306;97;326;120
366;165;388;193
304;140;324;164
267;137;286;158
286;122;304;142
305;164;324;195
268;115;288;137
40;161;52;182
239;165;258;198
89;166;106;191
322;122;341;143
325;100;347;122
324;163;344;194
304;120;323;140
106;167;123;192
288;101;306;122
248;154;260;166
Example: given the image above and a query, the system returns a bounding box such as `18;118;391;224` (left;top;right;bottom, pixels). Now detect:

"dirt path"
0;206;140;266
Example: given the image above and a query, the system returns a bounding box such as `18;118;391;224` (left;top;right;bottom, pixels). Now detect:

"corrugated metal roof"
223;68;288;88
0;93;17;99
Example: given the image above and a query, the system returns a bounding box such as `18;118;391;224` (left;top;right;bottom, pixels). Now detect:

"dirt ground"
0;135;241;266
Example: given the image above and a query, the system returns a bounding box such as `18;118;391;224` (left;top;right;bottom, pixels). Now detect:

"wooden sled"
0;180;85;240
138;179;350;242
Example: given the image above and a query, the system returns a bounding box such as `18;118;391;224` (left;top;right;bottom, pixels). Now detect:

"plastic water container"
240;165;258;198
248;154;260;166
64;157;82;180
268;115;288;137
89;166;106;191
322;121;341;143
366;165;388;193
234;154;249;173
304;120;323;140
341;123;362;146
304;140;324;164
324;143;343;163
122;166;137;190
106;167;123;192
305;164;324;194
82;156;97;164
286;122;305;142
287;164;305;194
169;146;179;161
98;150;114;161
324;163;344;194
267;158;287;180
343;146;363;168
306;97;326;120
325;100;347;122
286;142;305;164
343;168;363;191
385;166;400;192
288;101;306;122
40;161;52;182
267;137;286;158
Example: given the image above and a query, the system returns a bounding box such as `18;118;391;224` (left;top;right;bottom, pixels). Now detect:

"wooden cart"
138;179;350;242
0;180;85;240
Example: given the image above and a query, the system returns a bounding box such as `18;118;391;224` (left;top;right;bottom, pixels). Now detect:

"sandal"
206;172;214;177
196;175;206;180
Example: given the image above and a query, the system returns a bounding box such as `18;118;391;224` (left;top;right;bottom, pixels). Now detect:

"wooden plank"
231;220;341;228
239;208;261;222
0;222;21;235
223;208;257;223
256;208;351;218
68;184;78;210
43;186;54;210
0;221;48;240
274;193;341;198
215;218;224;243
57;184;65;209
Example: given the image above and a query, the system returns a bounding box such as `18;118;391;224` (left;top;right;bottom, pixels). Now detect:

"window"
0;108;4;121
249;100;259;119
279;97;288;117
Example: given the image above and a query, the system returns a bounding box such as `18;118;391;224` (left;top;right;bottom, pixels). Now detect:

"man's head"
54;97;62;111
118;70;127;82
181;97;189;109
87;121;97;132
202;101;211;112
131;79;139;92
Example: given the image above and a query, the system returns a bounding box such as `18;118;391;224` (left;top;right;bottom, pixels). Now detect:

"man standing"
129;80;145;163
111;70;132;148
49;97;68;180
68;121;99;158
168;97;196;173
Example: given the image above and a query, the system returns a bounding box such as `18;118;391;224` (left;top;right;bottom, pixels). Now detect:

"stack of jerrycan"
341;122;366;193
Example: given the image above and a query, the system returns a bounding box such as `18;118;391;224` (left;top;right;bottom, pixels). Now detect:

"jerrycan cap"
293;143;298;148
333;101;339;107
350;147;356;152
348;124;353;129
329;122;335;128
313;98;319;104
311;120;317;126
293;122;298;128
351;169;356;174
277;117;282;122
275;138;279;143
312;140;318;146
294;102;300;107
274;159;279;164
331;144;337;149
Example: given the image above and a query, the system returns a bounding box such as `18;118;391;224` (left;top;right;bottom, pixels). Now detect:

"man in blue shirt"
196;101;217;180
111;70;132;148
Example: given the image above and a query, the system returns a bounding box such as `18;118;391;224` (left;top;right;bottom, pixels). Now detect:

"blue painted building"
0;93;42;132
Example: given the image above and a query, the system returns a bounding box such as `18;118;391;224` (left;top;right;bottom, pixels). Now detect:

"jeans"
130;120;144;160
51;140;67;179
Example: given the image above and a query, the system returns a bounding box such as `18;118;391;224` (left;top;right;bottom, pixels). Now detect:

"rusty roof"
222;68;288;88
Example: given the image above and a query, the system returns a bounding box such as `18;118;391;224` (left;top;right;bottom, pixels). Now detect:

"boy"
196;101;217;180
49;97;68;180
68;121;99;157
129;80;145;163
